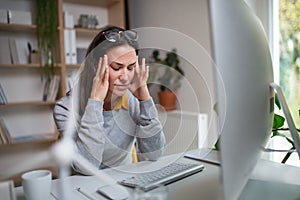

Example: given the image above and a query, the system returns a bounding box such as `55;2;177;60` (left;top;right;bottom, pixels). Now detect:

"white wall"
127;1;219;142
127;0;215;114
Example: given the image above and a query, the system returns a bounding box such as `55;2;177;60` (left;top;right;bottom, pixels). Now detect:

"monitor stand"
239;82;300;200
239;178;300;199
270;83;300;159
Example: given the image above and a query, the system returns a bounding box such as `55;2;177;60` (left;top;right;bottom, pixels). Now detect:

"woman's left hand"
128;57;151;101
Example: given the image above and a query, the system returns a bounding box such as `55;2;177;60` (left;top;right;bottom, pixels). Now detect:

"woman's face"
106;45;137;97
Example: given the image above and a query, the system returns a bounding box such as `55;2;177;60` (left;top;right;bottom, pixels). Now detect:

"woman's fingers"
144;65;149;80
103;66;109;83
135;56;140;75
101;55;108;78
142;58;149;79
100;55;107;79
91;55;109;101
96;57;103;77
141;57;145;71
135;57;148;76
96;55;108;80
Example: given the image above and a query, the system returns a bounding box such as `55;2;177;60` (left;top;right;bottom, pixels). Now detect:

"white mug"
22;170;52;200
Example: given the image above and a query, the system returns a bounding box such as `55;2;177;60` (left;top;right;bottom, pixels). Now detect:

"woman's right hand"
90;55;109;101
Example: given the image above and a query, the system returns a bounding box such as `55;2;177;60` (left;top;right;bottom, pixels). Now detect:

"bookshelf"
0;0;126;145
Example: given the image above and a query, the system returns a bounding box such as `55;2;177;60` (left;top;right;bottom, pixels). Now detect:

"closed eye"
110;62;136;71
127;63;136;71
110;63;123;71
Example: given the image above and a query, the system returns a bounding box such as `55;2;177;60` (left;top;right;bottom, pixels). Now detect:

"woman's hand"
128;57;151;101
90;55;109;101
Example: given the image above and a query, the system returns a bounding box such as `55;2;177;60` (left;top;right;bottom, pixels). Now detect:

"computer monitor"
209;0;274;200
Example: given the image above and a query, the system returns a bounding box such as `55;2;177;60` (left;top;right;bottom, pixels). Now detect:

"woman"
54;26;166;174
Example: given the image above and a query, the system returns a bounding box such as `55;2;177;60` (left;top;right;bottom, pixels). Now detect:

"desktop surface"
14;150;300;200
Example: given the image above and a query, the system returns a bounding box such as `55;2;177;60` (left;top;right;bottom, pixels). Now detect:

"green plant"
213;95;300;164
36;0;58;80
271;94;300;163
149;48;184;92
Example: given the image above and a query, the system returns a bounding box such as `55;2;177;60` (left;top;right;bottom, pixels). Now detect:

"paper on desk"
51;175;106;200
184;148;221;165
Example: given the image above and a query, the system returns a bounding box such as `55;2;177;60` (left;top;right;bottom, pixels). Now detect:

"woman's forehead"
107;45;136;63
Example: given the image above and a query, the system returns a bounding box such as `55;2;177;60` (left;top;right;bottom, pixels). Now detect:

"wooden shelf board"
0;101;56;108
0;64;62;68
0;23;36;32
64;27;102;36
66;64;81;68
75;27;101;33
0;64;40;68
63;0;121;7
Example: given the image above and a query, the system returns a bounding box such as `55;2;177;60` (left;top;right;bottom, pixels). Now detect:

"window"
278;0;300;128
271;0;300;166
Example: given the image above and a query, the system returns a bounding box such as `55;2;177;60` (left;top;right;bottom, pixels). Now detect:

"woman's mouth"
114;84;128;90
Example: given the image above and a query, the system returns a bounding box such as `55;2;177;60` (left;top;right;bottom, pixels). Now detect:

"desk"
15;151;300;200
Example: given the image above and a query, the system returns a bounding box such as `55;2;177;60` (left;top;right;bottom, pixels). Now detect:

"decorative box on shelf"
8;10;32;25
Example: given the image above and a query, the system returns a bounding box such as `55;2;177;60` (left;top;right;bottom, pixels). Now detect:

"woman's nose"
119;69;129;82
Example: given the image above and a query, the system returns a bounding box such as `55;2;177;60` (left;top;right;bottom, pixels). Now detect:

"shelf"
63;0;121;7
0;132;59;145
13;132;59;144
0;134;58;148
75;27;101;33
68;27;102;34
0;64;62;68
62;27;101;38
66;64;81;68
0;64;40;68
0;23;36;32
0;101;56;108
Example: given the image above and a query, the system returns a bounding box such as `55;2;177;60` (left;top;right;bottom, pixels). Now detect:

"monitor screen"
209;0;274;199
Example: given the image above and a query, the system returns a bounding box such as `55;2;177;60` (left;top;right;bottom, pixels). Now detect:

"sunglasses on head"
103;29;138;42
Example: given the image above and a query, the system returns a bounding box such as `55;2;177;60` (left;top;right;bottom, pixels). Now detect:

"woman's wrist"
135;85;151;101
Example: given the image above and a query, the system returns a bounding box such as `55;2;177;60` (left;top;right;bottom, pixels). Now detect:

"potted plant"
149;48;184;111
36;0;58;80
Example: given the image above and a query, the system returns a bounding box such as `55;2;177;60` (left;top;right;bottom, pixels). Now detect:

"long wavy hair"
77;26;139;116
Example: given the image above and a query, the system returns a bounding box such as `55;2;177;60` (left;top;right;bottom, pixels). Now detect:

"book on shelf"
64;29;77;64
13;134;51;143
66;72;78;92
0;9;8;23
8;10;32;25
42;75;60;101
64;11;74;28
0;118;13;144
8;38;18;64
69;29;77;64
76;47;87;64
48;75;60;101
64;29;71;64
0;83;7;105
42;78;51;101
0;126;8;144
0;37;12;64
8;38;29;64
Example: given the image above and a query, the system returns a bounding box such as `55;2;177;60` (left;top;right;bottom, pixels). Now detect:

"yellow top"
113;93;129;110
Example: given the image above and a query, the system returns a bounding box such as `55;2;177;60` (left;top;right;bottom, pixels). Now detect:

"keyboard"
118;161;205;191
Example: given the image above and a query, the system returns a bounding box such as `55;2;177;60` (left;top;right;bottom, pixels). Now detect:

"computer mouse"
97;184;129;200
